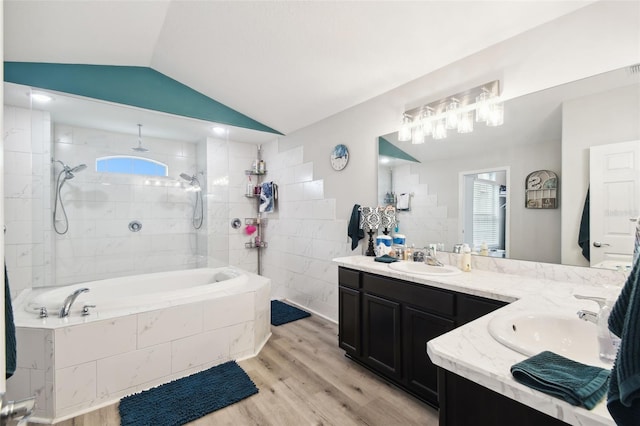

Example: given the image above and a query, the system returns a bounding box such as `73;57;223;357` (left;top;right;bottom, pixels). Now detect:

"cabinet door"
362;293;402;380
338;286;361;356
403;305;455;406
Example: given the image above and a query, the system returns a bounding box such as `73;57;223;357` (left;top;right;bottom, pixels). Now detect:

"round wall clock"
330;144;349;171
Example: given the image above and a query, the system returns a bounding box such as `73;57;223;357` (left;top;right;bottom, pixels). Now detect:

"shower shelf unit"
244;167;269;274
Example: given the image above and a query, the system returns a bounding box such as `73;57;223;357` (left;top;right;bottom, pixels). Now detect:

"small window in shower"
96;156;168;177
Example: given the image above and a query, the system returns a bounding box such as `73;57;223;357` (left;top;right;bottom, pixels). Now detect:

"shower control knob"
81;305;96;316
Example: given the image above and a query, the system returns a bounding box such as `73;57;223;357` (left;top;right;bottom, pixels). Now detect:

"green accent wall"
378;137;420;163
4;62;283;135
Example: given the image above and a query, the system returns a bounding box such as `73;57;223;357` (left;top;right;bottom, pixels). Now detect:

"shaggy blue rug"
119;361;258;426
271;300;311;326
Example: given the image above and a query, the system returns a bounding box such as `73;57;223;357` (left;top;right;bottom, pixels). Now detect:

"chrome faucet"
574;294;606;325
576;310;599;324
424;247;444;267
59;288;89;318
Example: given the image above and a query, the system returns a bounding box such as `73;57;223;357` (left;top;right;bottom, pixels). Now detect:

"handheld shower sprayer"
180;172;204;229
52;159;87;234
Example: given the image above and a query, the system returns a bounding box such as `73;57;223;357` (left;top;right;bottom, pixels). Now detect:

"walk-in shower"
180;172;204;230
53;160;87;234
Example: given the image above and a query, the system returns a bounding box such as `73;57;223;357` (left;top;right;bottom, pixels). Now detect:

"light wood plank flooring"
46;314;438;426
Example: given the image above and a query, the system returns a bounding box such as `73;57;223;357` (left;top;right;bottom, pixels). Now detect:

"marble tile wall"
7;279;271;422
260;140;351;321
4;106;51;297
51;124;202;285
392;163;449;249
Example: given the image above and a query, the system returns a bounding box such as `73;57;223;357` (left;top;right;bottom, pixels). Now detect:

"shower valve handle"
82;305;96;316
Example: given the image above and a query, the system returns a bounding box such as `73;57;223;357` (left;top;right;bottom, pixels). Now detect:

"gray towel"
511;351;609;409
607;258;640;425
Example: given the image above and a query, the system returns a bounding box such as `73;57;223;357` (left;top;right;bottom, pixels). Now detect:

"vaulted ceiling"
4;1;595;135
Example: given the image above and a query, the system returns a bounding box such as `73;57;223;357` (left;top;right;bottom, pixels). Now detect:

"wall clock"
330;144;349;171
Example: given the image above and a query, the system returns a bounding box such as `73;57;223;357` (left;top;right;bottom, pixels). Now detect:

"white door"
589;140;640;267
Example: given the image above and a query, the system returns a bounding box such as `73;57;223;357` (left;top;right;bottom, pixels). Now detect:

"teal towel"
347;204;364;250
5;264;15;379
607;257;640;425
510;351;609;409
374;254;398;263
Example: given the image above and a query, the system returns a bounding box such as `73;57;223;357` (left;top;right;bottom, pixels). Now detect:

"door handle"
593;241;610;247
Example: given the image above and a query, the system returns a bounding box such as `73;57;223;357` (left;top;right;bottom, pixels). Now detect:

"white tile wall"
260;139;350;320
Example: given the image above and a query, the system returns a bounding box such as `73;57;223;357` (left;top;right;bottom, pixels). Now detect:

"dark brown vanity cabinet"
338;266;507;408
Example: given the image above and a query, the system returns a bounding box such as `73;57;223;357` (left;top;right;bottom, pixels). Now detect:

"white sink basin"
388;261;462;276
487;311;608;367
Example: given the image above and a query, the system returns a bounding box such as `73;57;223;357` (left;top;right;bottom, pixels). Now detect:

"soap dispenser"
575;295;621;363
461;243;472;272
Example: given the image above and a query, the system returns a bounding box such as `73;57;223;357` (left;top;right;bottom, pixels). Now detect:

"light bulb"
445;100;459;130
398;114;412;142
475;91;490;122
486;103;504;127
433;119;447;140
457;112;474;134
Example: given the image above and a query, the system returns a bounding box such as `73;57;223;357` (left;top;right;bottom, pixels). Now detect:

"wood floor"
47;314;438;426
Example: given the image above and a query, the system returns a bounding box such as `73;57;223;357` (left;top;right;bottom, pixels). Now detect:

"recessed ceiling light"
212;126;227;135
30;92;54;103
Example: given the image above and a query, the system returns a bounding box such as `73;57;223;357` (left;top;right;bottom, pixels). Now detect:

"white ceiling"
4;1;596;137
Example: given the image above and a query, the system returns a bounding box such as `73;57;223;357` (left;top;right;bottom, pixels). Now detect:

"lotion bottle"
462;243;472;272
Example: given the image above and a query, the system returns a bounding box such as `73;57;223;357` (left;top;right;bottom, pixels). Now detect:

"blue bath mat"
118;360;258;426
271;300;311;326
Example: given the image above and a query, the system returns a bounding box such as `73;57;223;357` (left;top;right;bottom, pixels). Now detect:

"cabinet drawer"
339;267;361;289
362;273;455;317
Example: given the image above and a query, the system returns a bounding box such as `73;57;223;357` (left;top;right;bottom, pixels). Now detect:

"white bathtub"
9;267;271;423
22;267;249;322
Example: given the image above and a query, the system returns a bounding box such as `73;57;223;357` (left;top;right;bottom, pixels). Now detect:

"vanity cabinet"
337;267;507;408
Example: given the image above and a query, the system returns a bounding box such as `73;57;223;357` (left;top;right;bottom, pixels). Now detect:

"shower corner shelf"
245;170;267;176
245;241;268;249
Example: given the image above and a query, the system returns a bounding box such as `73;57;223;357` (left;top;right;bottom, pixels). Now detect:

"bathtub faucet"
59;288;90;318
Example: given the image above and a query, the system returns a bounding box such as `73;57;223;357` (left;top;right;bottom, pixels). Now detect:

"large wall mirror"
378;65;640;269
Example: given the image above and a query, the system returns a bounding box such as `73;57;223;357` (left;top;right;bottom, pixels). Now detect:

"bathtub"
8;267;271;423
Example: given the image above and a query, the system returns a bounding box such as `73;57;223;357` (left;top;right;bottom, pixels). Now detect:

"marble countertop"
333;255;623;426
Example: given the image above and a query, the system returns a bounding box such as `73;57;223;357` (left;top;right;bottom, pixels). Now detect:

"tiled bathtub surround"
7;270;271;423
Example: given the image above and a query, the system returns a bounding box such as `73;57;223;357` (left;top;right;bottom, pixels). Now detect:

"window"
96;156;168;177
472;180;500;248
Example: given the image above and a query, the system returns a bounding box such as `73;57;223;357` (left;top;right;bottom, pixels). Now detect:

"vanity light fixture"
398;80;503;142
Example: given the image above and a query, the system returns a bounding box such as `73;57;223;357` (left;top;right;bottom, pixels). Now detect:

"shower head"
180;172;201;191
132;124;149;152
53;160;87;179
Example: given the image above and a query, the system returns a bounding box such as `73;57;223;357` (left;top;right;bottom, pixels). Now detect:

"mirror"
378;66;640;267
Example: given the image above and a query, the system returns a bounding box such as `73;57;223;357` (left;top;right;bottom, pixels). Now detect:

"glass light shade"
445;100;459;129
457;111;474;134
421;108;434;136
412;125;425;144
486;102;504;127
475;91;490;122
433;119;447;140
398;114;412;141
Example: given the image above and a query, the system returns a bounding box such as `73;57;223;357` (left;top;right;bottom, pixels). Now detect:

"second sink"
487;310;609;367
